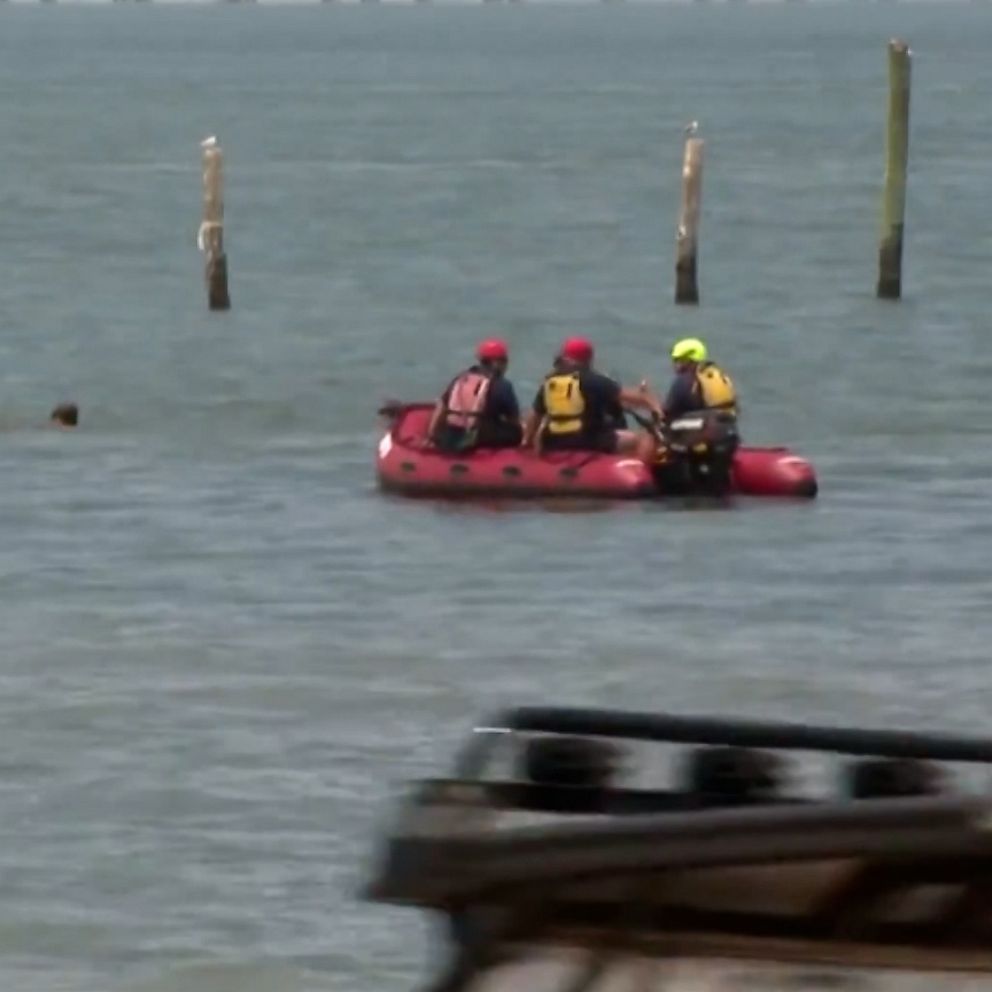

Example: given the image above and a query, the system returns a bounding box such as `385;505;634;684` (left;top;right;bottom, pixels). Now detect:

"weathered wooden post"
877;39;911;300
675;122;703;305
198;135;231;311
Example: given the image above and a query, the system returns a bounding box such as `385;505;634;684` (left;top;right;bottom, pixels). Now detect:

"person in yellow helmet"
655;338;739;493
662;338;737;422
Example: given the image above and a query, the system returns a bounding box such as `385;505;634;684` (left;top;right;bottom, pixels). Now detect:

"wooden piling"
199;136;231;312
675;126;704;305
877;39;911;300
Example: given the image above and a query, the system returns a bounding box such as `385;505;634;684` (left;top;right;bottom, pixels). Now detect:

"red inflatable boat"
376;404;817;500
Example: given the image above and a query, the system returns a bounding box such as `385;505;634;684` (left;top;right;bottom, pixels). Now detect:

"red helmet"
560;336;594;363
476;338;509;362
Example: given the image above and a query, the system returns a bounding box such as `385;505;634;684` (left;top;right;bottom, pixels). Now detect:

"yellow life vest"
696;362;737;414
542;372;585;435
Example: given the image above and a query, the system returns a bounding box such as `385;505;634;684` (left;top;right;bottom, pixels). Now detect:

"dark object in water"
363;707;992;990
50;403;79;427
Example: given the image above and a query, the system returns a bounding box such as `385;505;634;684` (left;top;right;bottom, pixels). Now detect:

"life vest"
695;362;737;414
443;368;492;431
542;371;585;435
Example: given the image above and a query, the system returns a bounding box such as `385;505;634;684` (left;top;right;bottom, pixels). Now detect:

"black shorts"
433;424;473;453
476;421;523;449
541;429;618;454
435;421;522;452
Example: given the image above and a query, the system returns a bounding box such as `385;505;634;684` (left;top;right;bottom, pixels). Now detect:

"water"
1;3;991;989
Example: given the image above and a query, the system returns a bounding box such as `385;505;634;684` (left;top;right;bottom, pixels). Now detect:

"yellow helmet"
671;337;707;363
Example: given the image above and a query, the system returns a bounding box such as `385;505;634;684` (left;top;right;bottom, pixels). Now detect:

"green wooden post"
877;39;911;300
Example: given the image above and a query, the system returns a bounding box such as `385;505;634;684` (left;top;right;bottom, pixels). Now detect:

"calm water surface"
1;3;991;989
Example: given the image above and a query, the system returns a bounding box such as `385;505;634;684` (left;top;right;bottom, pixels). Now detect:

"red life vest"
443;369;491;431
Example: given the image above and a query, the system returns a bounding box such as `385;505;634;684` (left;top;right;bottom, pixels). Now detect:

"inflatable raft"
377;403;817;499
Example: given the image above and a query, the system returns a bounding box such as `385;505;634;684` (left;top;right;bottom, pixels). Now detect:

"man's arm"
521;410;542;447
594;372;662;421
425;398;446;444
618;385;663;420
520;387;545;447
660;375;695;422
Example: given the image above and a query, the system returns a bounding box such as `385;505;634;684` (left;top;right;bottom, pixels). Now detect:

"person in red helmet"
427;338;522;452
521;337;662;459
